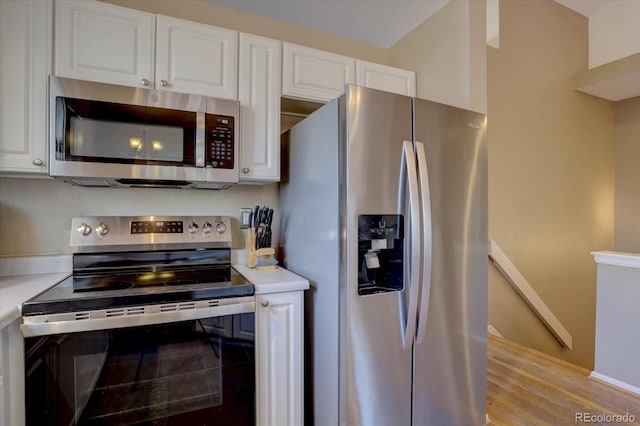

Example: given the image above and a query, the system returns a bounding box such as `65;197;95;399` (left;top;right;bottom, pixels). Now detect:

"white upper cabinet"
282;43;416;102
55;0;237;99
282;42;355;102
0;0;51;174
356;60;416;97
155;15;237;99
54;0;154;89
239;34;281;182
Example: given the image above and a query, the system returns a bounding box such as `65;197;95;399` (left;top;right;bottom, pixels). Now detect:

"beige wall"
0;178;279;255
389;0;487;113
614;96;640;252
487;0;615;369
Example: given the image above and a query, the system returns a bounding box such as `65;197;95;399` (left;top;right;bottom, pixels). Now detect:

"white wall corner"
486;0;499;49
591;251;640;268
588;1;640;68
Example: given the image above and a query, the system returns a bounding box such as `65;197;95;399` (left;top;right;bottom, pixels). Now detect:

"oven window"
56;97;197;165
24;314;255;426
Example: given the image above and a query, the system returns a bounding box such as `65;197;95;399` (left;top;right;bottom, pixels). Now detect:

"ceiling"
205;0;613;48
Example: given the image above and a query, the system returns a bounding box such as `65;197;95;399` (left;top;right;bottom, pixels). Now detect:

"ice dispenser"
358;214;404;295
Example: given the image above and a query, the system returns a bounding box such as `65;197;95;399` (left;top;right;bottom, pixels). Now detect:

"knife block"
245;228;258;267
245;229;277;270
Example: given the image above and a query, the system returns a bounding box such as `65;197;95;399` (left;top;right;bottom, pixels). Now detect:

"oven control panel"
70;216;232;251
130;220;184;234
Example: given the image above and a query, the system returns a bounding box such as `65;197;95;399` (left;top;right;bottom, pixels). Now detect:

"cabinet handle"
260;299;269;307
140;78;150;86
32;158;44;166
160;79;168;87
242;167;250;174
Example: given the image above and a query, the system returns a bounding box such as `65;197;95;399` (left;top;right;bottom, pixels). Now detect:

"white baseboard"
590;371;640;396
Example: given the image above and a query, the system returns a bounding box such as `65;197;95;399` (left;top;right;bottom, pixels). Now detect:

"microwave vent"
68;178;112;187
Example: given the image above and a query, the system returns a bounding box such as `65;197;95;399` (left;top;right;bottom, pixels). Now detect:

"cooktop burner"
164;272;228;286
73;274;135;292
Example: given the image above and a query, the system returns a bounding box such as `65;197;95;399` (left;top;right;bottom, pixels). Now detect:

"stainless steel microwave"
49;76;240;189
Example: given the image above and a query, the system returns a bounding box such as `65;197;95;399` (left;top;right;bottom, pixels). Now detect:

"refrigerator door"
343;86;415;426
411;98;488;425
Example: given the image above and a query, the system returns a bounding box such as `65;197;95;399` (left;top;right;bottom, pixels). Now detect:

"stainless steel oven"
21;216;255;426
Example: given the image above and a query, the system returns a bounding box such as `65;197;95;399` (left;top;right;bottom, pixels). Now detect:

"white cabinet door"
256;292;303;426
239;34;281;182
0;325;4;426
156;15;237;99
356;60;416;97
282;42;355;102
55;0;155;88
0;319;26;426
0;0;51;174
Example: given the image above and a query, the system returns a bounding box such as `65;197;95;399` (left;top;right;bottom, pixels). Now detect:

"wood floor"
486;334;640;425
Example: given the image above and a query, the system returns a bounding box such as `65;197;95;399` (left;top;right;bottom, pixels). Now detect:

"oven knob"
202;222;213;234
95;223;110;237
77;223;92;236
188;222;199;234
216;222;227;234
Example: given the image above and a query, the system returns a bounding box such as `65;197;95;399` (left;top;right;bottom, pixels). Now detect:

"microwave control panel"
205;114;235;169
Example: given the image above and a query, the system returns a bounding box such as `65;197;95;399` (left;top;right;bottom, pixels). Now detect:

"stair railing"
488;240;573;350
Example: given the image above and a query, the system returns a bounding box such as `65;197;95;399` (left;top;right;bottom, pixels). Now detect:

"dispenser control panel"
357;214;404;295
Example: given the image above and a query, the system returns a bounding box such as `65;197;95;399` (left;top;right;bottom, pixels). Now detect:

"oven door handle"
21;297;256;337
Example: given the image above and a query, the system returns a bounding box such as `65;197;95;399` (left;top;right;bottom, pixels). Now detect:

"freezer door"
412;98;488;425
344;85;414;426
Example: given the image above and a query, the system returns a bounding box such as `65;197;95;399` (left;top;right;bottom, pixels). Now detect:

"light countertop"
0;272;70;329
1;255;72;329
233;264;310;294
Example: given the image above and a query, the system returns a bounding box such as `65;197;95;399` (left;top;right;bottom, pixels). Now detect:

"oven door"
23;299;255;426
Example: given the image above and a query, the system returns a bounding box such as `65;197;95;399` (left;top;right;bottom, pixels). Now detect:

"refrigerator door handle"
400;141;421;349
415;141;433;345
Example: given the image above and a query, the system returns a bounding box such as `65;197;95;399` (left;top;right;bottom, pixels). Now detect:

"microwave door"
60;99;198;165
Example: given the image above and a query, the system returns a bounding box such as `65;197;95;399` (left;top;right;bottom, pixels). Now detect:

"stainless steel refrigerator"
280;85;487;426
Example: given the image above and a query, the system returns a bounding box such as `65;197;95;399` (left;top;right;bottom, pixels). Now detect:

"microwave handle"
54;96;66;159
196;111;206;167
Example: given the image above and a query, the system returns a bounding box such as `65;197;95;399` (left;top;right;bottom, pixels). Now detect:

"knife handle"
253;205;260;230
